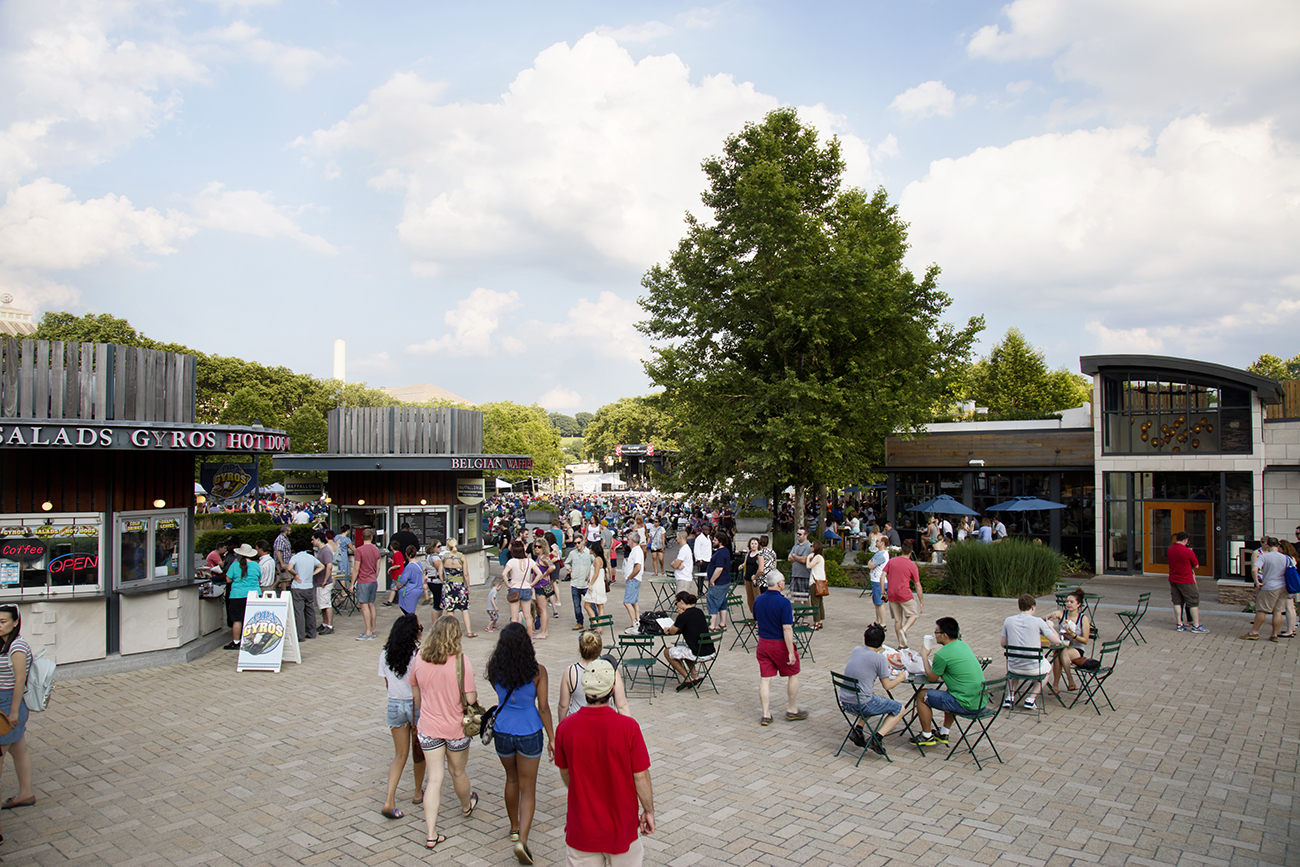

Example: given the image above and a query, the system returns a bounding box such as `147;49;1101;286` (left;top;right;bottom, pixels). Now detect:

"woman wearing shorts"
378;613;426;819
487;622;554;865
224;544;262;649
441;540;475;638
408;615;479;851
1046;588;1090;693
0;605;35;815
501;541;540;639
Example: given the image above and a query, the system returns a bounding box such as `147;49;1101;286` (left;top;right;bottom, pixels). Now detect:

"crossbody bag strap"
457;653;467;711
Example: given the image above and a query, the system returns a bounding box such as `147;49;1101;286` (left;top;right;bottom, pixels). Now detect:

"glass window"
116;511;187;588
1101;373;1254;454
0;514;103;598
1106;501;1130;571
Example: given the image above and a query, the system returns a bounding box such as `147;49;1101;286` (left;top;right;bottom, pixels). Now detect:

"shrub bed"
941;539;1061;597
195;524;315;555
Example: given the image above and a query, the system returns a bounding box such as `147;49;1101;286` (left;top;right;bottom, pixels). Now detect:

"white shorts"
315;583;333;610
668;645;697;661
1009;659;1052;676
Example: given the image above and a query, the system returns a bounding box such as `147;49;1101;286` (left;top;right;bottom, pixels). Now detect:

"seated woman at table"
930;533;951;564
659;591;715;691
1046;588;1090;692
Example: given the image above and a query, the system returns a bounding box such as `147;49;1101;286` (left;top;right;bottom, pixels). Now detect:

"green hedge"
825;558;852;587
941;539;1061;597
195;513;278;532
195;524;315;555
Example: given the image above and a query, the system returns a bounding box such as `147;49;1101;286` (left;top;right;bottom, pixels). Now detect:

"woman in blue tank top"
487;622;554;865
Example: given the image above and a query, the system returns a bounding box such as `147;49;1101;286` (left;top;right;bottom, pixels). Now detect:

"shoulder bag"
458;654;487;737
478;683;519;746
1285;557;1300;595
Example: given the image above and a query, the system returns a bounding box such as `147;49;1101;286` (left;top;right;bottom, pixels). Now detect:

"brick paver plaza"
6;578;1296;866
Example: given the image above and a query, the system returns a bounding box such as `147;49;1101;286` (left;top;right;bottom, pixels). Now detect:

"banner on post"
237;591;301;672
201;461;259;502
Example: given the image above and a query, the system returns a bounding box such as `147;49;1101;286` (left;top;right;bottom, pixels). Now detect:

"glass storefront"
0;513;103;598
115;510;187;589
1101;375;1253;455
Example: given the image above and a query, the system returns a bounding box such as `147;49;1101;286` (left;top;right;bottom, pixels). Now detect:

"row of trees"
30;312;564;482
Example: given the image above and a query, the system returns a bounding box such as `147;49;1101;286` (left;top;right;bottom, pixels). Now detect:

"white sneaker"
624;625;641;634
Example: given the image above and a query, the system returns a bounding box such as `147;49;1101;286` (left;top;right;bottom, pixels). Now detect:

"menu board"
403;510;448;546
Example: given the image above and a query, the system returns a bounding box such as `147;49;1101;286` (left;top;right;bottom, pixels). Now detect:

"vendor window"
0;513;103;599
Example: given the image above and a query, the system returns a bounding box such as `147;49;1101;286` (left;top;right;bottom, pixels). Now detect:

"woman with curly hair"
487;622;554;865
409;615;479;851
440;539;476;637
378;613;426;818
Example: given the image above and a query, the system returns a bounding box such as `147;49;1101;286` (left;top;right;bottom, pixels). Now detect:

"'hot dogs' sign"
0;422;289;453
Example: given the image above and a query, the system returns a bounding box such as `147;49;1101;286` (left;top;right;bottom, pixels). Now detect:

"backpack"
24;647;56;712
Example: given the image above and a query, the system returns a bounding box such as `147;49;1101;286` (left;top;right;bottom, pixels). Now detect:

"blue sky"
2;0;1298;412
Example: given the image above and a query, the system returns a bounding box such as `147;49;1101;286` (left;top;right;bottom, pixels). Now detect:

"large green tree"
1248;353;1300;380
639;108;982;504
582;396;678;462
547;412;580;437
965;328;1091;418
574;411;594;435
480;402;564;481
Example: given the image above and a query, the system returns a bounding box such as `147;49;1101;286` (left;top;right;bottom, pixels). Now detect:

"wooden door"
1143;502;1213;577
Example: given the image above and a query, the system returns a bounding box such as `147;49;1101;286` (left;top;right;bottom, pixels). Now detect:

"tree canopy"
1248;353;1300;380
582;396;678;462
547;412;580;437
481;402;564;480
638;108;982;497
963;328;1092;419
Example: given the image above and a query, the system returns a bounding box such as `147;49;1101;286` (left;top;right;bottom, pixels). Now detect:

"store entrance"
333;507;388;549
1143;501;1213;576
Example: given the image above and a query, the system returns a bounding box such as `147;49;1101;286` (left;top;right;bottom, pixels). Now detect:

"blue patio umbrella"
984;496;1069;512
905;494;980;516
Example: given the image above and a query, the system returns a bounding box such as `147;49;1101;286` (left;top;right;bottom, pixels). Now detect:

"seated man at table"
1000;593;1060;710
910;617;985;748
840;623;907;755
660;591;715;691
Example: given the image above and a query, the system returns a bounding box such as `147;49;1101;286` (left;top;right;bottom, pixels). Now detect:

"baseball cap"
581;659;617;700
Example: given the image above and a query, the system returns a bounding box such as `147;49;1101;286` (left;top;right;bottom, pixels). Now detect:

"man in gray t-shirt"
1245;539;1290;641
839;624;906;754
788;529;812;597
1000;594;1059;709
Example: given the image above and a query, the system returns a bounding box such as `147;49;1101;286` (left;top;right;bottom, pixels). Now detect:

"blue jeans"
845;694;902;718
571;585;585;626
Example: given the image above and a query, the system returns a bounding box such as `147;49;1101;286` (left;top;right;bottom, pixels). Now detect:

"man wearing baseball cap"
554;660;654;866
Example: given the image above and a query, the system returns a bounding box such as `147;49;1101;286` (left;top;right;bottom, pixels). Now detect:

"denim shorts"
706;584;730;614
494;729;544;759
355;581;378;604
387;698;417;728
846;694;902;717
870;581;884;606
925;688;977;715
623;578;641;605
518;587;534;602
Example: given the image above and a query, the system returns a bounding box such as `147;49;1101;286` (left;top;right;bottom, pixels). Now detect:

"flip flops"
412;790;424;804
381;807;404;820
1;797;34;810
462;791;479;819
425;835;447;850
1239;633;1259;640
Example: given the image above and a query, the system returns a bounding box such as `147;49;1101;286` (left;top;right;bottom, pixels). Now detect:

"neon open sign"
48;553;98;574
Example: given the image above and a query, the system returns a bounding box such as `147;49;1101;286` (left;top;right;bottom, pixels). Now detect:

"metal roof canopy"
272;453;532;472
1079;354;1283;404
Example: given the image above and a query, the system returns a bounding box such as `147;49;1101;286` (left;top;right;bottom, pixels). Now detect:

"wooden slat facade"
0;450;191;514
326;407;483;455
0;340;195;422
327;471;457;507
886;429;1095;469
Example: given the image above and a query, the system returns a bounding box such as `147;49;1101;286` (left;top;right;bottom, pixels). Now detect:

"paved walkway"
5;579;1296;867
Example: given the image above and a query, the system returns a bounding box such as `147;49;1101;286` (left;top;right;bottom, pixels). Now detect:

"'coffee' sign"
0;423;290;453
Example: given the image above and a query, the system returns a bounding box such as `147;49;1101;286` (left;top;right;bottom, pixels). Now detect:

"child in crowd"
485;577;503;631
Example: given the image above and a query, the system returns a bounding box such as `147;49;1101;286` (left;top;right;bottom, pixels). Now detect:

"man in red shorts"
753;573;806;725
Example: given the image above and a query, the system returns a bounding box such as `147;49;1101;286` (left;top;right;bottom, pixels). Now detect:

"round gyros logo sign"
240;609;285;656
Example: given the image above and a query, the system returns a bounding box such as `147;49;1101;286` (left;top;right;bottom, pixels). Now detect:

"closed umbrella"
905;494;979;516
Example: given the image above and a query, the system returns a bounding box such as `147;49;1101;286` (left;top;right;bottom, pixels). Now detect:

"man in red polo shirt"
883;540;924;648
554;659;654;866
1167;531;1207;633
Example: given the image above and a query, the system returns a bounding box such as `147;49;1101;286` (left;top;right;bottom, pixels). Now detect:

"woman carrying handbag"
807;541;828;629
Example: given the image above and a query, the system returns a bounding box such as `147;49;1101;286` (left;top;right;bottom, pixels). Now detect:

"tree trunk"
817;483;828;537
793;484;806;532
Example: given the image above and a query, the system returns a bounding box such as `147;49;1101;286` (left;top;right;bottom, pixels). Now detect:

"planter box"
526;510;558;524
734;517;773;535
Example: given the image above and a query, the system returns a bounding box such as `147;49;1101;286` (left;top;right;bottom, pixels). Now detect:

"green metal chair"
588;614;616;646
946;677;1009;771
1115;593;1150;645
792;604;816;661
675;629;723;697
1069;640;1121;714
831;671;892;765
1003;645;1051;721
617;634;669;703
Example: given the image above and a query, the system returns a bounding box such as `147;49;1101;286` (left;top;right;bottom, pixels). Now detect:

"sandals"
760;716;773;726
425;835;447;850
412;790;424;804
1239;633;1260;640
1;797;34;810
514;841;534;864
380;807;404;820
466;633;478;638
510;831;520;842
1278;632;1296;638
462;791;479;819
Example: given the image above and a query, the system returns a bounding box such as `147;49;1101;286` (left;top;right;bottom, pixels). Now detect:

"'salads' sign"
0;424;290;452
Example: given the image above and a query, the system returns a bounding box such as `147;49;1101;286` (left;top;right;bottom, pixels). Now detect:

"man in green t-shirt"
909;617;986;748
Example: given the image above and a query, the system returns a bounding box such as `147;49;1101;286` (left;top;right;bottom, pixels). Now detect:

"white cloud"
0;0;207;187
297;32;877;274
191;182;336;255
202;20;342;87
900;114;1300;351
538;387;583;411
967;0;1300;123
1084;322;1165;354
532;291;648;365
889;80;957;119
406;287;521;356
596;21;674;44
0;178;192;270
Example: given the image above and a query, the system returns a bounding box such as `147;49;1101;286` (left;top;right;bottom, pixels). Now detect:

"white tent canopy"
495;478;513;489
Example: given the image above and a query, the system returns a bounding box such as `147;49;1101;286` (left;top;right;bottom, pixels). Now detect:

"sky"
2;0;1298;414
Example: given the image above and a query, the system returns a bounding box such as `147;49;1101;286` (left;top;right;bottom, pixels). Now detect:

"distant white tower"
333;339;345;382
